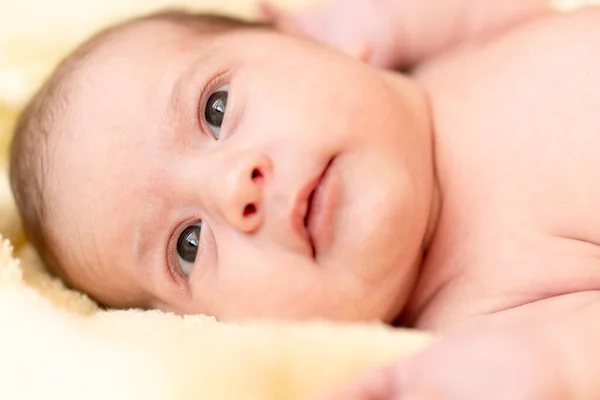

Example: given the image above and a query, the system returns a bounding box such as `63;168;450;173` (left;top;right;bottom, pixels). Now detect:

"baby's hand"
259;0;398;68
318;326;568;400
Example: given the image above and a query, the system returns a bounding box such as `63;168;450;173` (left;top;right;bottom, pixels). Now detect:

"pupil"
177;223;201;263
205;91;228;127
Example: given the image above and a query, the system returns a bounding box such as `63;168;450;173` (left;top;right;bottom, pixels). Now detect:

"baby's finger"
343;42;372;63
315;365;401;400
257;1;281;22
256;1;302;34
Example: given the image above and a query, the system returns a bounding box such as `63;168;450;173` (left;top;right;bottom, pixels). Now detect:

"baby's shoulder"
486;6;600;59
520;6;600;42
415;6;600;140
406;7;600;330
543;6;600;38
417;7;600;86
512;6;600;64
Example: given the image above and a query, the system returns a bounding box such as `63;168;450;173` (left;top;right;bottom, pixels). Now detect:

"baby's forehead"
55;21;193;181
55;13;277;202
86;20;200;64
87;13;262;62
67;21;205;121
74;12;276;88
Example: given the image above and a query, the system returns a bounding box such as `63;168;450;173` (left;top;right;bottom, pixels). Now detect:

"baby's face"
51;20;434;322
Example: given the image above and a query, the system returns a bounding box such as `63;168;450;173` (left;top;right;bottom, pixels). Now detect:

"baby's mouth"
303;189;317;257
302;158;336;259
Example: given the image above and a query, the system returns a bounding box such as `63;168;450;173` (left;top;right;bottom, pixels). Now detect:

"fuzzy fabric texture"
0;239;432;399
0;0;596;398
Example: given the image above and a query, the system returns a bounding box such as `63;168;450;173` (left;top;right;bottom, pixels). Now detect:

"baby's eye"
176;222;202;277
204;85;228;140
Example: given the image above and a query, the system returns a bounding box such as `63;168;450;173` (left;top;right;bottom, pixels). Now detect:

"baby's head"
10;9;436;323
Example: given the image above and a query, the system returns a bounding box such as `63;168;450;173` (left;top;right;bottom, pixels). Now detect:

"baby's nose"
216;151;271;233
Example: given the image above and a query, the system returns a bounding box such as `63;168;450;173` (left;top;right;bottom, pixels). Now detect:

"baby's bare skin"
407;8;600;331
279;0;600;329
275;2;600;399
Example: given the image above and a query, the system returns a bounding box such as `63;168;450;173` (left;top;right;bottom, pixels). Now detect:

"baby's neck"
423;177;442;250
382;69;442;251
376;68;443;325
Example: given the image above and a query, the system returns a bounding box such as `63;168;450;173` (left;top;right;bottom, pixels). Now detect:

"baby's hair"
9;10;271;280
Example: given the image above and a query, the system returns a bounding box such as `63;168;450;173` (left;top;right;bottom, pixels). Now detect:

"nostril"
243;203;257;217
251;168;263;182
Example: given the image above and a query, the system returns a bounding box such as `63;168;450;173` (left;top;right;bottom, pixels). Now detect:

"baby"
10;0;600;398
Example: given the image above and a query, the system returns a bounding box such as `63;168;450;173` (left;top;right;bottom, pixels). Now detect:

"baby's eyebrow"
134;216;155;263
165;73;188;134
163;54;212;146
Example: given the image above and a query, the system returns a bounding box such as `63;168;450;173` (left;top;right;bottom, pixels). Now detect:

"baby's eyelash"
197;72;230;133
166;221;196;287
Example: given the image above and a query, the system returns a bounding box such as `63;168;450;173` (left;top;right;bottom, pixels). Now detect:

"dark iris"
205;91;228;128
176;223;202;263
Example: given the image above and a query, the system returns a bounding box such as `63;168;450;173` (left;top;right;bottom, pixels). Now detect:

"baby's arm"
319;298;600;399
262;0;552;68
387;0;552;65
